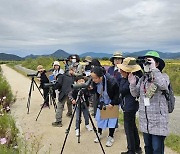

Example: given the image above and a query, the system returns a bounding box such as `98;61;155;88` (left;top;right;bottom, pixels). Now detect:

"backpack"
162;83;175;113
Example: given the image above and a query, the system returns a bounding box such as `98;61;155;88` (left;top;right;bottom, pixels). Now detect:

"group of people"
36;51;170;154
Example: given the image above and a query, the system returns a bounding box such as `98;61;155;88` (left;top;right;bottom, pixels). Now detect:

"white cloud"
0;0;180;56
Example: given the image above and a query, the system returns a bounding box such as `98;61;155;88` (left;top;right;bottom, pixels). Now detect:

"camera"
136;58;151;66
27;73;38;77
71;78;92;90
99;101;106;110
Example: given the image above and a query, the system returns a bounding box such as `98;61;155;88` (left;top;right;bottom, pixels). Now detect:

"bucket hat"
139;51;165;71
110;51;124;62
117;57;141;73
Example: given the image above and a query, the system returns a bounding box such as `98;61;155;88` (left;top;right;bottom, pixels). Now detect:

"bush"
0;66;19;153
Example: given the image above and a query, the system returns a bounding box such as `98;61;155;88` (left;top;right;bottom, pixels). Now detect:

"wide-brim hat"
84;56;92;62
117;57;141;73
139;51;165;71
37;65;45;72
110;51;124;62
53;61;60;67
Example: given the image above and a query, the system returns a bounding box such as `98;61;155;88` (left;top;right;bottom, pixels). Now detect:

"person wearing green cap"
128;51;169;154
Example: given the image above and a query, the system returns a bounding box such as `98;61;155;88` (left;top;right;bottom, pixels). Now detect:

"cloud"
0;0;180;56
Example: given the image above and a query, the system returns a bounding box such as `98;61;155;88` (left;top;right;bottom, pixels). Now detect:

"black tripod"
27;76;44;114
35;86;57;121
60;89;106;154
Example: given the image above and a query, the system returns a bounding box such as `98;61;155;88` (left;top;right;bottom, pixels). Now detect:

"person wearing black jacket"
37;65;50;107
68;75;93;136
52;66;75;127
90;66;120;147
117;57;142;154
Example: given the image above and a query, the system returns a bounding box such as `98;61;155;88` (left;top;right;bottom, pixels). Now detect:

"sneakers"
94;133;102;143
75;129;79;136
52;121;63;127
85;125;93;131
106;136;114;147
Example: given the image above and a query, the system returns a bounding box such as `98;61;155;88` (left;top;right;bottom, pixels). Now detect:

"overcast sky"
0;0;180;56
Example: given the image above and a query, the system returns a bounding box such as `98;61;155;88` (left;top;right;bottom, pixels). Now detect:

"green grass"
165;134;180;153
163;60;180;95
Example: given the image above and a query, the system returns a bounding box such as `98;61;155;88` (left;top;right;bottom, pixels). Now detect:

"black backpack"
162;83;175;113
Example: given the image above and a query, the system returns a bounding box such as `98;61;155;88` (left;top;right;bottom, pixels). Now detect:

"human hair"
91;66;104;77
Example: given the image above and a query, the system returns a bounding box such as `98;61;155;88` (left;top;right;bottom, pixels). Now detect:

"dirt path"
1;64;177;154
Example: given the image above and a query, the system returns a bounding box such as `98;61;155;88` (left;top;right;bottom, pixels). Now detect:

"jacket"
119;78;139;112
130;68;169;136
55;72;74;101
107;66;122;83
68;89;90;108
92;74;120;106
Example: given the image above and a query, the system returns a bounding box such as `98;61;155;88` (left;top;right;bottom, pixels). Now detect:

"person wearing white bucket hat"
117;57;142;154
52;61;64;79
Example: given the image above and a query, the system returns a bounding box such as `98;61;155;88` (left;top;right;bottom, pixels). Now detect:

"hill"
24;49;70;59
0;49;179;61
0;53;23;61
80;52;112;58
125;50;180;59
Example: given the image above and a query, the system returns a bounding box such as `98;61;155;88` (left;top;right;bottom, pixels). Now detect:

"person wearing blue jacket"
107;51;124;82
117;57;142;154
90;66;120;147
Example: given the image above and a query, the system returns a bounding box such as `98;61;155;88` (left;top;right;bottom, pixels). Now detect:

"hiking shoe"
135;147;143;154
85;125;93;131
106;136;114;147
52;121;62;127
94;133;102;143
75;129;79;137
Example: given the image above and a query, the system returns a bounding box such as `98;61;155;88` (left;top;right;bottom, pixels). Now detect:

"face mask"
72;59;76;63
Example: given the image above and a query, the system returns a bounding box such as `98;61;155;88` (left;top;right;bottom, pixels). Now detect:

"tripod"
35;86;57;121
27;76;44;114
60;89;106;154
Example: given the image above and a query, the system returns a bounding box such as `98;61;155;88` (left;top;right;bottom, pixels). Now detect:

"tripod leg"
78;101;82;143
27;79;34;114
33;80;44;98
60;104;77;154
35;91;50;121
82;99;106;154
51;94;57;112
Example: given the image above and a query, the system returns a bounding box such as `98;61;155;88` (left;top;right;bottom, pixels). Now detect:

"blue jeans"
143;133;166;154
75;107;89;129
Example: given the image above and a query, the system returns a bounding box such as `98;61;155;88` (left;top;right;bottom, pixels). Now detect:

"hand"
147;58;156;69
128;73;136;84
108;104;113;110
72;100;76;104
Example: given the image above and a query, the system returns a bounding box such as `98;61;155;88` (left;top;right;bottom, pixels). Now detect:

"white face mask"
72;59;76;63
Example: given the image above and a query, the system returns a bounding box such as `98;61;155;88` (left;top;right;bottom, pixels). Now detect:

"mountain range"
0;49;180;61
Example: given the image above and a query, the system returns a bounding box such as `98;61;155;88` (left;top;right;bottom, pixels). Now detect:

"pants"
98;128;115;137
124;111;141;154
143;133;166;154
55;96;72;122
75;106;89;129
43;88;49;106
